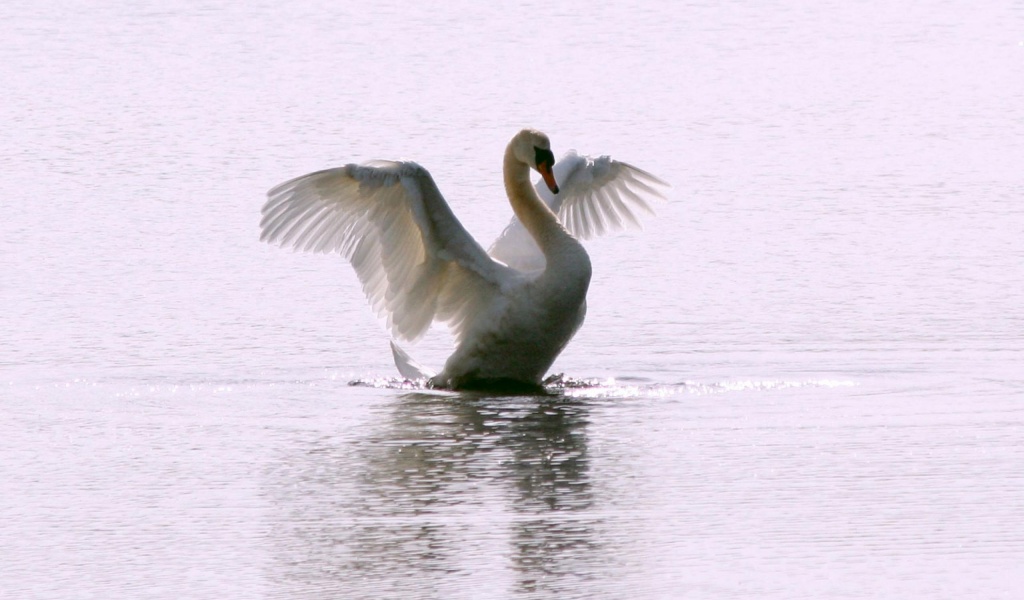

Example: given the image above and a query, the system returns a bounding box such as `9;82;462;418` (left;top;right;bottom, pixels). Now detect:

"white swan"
260;129;667;391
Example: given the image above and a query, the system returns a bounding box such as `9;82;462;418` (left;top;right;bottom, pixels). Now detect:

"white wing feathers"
550;150;668;238
489;150;668;272
260;161;510;342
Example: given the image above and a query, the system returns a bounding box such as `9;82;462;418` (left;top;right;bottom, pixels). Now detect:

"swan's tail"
389;340;436;380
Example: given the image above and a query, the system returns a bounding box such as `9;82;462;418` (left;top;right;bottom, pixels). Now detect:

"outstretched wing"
260;160;513;342
489;150;668;272
550;150;669;238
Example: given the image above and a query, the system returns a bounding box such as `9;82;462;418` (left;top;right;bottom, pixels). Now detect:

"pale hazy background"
2;1;1022;598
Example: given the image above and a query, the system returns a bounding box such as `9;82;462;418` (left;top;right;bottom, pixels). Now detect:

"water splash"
348;374;856;398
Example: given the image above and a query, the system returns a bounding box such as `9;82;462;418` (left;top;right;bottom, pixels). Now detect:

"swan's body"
260;129;666;390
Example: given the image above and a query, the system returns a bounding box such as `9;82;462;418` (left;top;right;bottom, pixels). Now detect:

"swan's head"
511;128;559;194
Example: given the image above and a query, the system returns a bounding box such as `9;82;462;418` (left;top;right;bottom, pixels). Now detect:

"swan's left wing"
549;150;669;239
260;160;513;343
489;150;668;271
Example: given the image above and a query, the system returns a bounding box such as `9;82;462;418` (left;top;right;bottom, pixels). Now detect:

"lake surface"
2;1;1022;598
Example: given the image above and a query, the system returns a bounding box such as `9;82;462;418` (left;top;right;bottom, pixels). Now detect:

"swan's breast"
438;263;590;385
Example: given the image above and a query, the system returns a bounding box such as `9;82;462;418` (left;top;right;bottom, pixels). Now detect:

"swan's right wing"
489;150;668;271
260;161;512;343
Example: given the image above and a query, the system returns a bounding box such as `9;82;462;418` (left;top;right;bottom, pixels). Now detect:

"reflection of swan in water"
260;129;667;390
264;392;601;598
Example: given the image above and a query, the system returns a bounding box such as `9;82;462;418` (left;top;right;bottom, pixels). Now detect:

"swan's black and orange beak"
534;147;559;194
538;161;559;194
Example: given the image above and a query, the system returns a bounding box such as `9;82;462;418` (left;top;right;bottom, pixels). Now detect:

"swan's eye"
534;146;555;169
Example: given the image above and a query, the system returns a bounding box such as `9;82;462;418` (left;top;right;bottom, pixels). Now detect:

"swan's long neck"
503;146;569;255
502;142;591;293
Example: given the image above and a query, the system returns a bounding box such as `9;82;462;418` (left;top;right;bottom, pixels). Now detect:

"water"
2;0;1022;598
